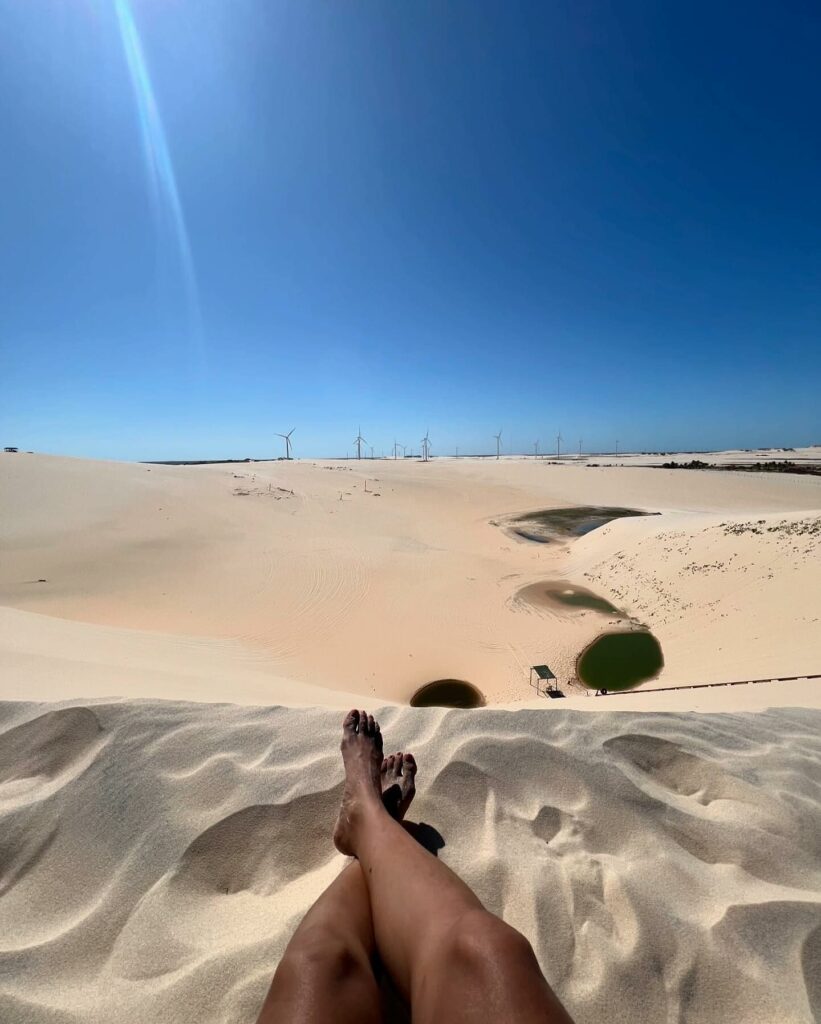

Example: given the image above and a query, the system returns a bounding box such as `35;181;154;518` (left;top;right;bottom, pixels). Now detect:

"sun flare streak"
114;0;203;358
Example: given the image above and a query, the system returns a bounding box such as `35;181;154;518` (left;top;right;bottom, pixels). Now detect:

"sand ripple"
0;700;819;1024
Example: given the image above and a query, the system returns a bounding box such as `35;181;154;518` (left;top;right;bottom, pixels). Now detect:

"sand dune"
2;452;820;703
2;451;821;1024
1;698;819;1024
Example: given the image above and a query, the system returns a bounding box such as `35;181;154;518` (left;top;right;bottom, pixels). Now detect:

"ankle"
349;787;384;832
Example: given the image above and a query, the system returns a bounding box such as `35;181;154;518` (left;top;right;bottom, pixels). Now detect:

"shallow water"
577;631;664;691
513;506;652;542
517;581;621;616
513;528;552;544
410;679;485;708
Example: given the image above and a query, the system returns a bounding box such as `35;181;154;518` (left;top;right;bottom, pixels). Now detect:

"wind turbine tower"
353;427;367;460
276;428;295;460
494;430;502;460
556;429;563;460
421;430;431;462
534;440;539;458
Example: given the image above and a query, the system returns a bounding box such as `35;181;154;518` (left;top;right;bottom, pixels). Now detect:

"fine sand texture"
1;699;819;1024
2;452;820;704
2;451;820;1024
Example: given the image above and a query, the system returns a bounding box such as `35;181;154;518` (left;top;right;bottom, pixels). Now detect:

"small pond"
577;631;664;691
517;581;621;616
511;506;653;543
410;679;486;708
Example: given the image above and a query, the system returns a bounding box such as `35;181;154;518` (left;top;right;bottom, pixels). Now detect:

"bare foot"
381;752;417;821
333;709;385;856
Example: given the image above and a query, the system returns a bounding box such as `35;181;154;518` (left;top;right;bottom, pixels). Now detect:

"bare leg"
256;860;380;1024
256;723;417;1024
334;710;575;1024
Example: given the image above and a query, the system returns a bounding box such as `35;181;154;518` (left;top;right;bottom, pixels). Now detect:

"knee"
441;909;538;977
279;927;369;986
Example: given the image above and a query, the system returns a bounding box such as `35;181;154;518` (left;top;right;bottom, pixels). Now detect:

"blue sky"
1;0;819;460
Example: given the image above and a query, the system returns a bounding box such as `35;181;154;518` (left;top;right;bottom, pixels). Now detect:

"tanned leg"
333;709;575;1024
256;859;380;1024
256;715;417;1024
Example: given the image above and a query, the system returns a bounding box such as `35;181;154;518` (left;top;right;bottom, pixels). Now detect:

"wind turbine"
353;427;367;460
421;430;431;462
578;438;583;458
494;430;502;460
393;440;401;460
276;428;295;460
533;440;539;458
556;429;563;460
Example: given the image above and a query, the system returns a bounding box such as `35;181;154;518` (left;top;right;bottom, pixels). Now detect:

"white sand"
2;452;820;704
1;699;819;1024
1;451;820;1023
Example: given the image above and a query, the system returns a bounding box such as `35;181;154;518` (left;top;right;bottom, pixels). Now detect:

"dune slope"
1;699;819;1024
2;452;820;703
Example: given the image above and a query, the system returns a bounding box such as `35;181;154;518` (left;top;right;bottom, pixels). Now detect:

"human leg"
334;709;574;1024
255;858;380;1024
256;731;418;1024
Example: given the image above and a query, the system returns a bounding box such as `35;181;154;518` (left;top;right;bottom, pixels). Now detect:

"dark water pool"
410;679;485;708
577;631;664;691
512;506;652;543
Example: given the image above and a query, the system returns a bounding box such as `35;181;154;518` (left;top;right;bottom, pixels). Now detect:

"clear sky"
1;0;819;460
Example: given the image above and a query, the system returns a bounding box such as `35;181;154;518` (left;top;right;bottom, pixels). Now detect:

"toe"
386;754;396;772
359;710;368;733
381;757;388;774
344;709;359;733
403;753;417;777
394;752;403;775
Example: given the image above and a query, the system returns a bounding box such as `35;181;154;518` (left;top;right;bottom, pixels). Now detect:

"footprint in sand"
171;790;339;897
602;733;753;806
109;786;342;979
532;804;563;844
604;731;819;889
0;707;104;812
